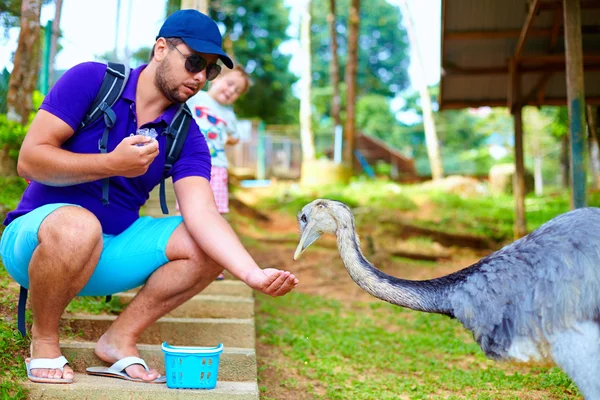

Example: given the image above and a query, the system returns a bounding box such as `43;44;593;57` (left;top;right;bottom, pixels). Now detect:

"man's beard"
155;58;194;104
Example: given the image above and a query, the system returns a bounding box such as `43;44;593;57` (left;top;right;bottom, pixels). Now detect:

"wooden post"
563;0;587;208
509;58;527;238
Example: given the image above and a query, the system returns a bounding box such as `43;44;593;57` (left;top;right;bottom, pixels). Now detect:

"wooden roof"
439;0;600;110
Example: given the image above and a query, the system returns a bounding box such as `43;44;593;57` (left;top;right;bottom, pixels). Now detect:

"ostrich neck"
336;225;455;316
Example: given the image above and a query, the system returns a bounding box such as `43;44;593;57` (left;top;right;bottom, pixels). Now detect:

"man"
0;9;298;384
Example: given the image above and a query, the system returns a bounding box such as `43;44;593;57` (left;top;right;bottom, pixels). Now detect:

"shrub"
0;115;28;161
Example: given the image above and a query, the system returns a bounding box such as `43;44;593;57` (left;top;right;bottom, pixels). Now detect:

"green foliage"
310;0;410;98
0;0;23;35
130;47;151;66
0;114;28;160
543;106;569;139
0;177;27;212
0;0;52;44
356;95;398;140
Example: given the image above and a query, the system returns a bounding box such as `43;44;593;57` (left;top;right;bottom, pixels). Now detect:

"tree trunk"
299;0;316;162
48;0;63;87
399;0;443;180
328;0;341;130
7;0;43;125
343;0;360;172
587;105;600;190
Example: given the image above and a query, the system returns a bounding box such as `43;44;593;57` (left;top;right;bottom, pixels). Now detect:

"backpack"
16;62;193;337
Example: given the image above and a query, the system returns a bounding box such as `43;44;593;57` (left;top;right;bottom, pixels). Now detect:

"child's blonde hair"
218;65;252;95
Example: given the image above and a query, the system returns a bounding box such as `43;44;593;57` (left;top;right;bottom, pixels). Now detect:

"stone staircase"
23;183;260;399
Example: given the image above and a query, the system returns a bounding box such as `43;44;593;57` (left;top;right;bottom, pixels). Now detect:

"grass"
0;178;596;398
256;292;580;400
66;296;125;315
258;180;600;244
0;266;29;400
258;179;417;216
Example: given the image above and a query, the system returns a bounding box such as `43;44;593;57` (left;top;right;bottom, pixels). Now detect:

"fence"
227;120;302;180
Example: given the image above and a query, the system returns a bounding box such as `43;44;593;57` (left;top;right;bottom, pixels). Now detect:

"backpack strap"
17;286;28;337
81;62;130;206
160;104;193;214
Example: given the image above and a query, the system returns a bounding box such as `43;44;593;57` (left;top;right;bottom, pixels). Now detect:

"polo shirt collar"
120;64;182;126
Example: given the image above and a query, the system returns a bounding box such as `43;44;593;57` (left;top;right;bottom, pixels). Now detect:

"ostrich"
293;199;600;399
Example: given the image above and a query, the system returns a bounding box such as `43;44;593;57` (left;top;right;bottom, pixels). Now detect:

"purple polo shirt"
4;62;211;235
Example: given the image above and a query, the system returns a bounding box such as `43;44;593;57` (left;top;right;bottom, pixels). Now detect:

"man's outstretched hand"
245;268;298;297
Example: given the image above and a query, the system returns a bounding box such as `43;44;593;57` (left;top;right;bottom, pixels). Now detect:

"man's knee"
38;206;102;250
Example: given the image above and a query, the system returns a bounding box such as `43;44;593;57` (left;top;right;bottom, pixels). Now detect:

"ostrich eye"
301;214;307;223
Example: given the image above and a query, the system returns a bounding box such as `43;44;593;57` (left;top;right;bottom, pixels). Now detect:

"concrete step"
60;315;256;348
125;280;254;298
60;341;257;382
23;373;259;399
114;293;254;319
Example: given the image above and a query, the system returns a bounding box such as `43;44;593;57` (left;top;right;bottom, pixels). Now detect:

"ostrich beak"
294;221;322;260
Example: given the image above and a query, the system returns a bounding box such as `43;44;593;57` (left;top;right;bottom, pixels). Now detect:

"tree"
310;0;410;99
399;0;442;180
299;0;315;162
6;0;43;125
0;0;51;37
327;0;341;131
47;0;62;85
587;106;600;190
343;0;360;169
523;107;556;195
356;94;397;140
166;0;299;124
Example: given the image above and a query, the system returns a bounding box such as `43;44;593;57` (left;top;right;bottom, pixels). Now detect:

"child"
184;65;251;279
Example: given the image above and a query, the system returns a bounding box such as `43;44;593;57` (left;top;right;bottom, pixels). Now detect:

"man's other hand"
246;268;299;297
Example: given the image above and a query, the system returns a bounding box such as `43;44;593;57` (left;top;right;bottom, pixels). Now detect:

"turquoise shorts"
0;203;183;296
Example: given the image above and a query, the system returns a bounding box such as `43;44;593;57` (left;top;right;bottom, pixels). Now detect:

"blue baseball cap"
157;9;233;69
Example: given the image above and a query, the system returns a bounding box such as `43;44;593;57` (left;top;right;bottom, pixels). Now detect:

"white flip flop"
26;356;73;384
86;356;166;384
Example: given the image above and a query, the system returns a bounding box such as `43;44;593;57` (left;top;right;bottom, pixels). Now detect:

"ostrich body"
294;199;600;399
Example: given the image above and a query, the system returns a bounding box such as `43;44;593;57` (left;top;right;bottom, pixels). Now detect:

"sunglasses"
168;42;222;81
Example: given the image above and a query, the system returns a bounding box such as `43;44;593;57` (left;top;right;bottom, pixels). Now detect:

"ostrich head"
294;198;455;315
294;199;353;260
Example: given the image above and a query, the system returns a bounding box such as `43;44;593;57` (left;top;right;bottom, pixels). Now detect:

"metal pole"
40;20;52;95
257;121;266;180
334;124;343;164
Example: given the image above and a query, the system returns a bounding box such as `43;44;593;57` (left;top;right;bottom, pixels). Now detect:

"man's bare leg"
95;223;223;381
28;206;103;380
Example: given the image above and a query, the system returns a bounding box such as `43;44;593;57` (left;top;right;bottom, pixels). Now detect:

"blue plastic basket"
161;342;224;389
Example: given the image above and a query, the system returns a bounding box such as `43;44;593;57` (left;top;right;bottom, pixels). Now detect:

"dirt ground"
229;198;494;400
